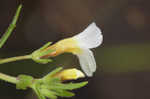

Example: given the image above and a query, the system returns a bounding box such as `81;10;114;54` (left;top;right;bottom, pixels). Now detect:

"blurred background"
0;0;150;99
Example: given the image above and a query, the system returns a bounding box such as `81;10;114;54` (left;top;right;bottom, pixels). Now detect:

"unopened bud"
54;68;85;81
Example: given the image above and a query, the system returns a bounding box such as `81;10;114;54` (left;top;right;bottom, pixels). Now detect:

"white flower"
72;22;103;76
44;22;103;77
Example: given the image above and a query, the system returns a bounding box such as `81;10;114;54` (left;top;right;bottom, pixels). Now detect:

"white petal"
73;22;103;49
76;49;96;77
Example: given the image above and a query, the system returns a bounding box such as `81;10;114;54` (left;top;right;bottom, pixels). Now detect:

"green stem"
0;55;31;64
0;4;22;48
0;73;17;84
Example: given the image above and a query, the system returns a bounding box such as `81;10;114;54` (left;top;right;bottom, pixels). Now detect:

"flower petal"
76;49;96;77
73;22;103;49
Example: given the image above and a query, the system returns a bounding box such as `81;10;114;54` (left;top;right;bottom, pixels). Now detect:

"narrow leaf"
32;83;46;99
40;89;57;99
46;81;88;90
54;89;75;97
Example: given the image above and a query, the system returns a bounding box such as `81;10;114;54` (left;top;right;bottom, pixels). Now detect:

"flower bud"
54;68;85;81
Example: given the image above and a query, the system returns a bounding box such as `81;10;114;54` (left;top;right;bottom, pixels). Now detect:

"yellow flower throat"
43;38;82;57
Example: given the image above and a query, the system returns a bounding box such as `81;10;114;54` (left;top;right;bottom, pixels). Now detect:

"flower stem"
0;4;22;48
0;73;17;84
0;55;32;64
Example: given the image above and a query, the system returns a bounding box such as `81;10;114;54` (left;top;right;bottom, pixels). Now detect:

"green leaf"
0;4;22;48
40;89;57;99
54;89;75;97
16;74;33;90
45;81;88;90
33;84;46;99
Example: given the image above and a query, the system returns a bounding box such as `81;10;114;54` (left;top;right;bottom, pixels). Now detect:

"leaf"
0;4;22;48
40;89;57;99
16;74;33;90
33;84;46;99
46;81;88;90
53;89;75;97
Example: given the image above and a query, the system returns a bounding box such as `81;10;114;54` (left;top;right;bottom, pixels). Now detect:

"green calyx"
31;42;53;64
31;67;88;99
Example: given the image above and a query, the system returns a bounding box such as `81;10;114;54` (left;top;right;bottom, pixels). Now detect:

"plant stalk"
0;73;17;84
0;55;31;64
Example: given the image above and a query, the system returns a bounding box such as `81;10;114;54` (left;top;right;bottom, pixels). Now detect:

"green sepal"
16;74;33;90
43;67;63;82
33;58;52;64
38;49;54;58
39;42;52;51
31;42;53;64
